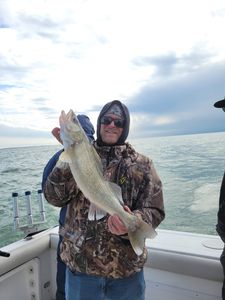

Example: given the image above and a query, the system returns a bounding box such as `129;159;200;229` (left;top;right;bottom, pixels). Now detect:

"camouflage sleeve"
132;156;165;229
44;163;78;207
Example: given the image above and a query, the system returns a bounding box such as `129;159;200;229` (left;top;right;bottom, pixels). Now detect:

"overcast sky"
0;0;225;148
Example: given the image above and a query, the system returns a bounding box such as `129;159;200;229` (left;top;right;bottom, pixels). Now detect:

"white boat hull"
0;228;223;300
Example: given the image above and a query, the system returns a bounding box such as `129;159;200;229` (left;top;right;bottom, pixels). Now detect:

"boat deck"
144;230;223;300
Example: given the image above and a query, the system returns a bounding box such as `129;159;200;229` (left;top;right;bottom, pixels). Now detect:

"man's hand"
52;127;63;145
108;205;132;235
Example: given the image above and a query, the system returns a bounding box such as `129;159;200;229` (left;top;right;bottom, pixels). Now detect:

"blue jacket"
41;114;95;226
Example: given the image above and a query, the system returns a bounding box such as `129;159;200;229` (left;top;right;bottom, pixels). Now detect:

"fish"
58;109;157;256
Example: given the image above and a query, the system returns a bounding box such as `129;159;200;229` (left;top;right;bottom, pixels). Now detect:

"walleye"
58;109;157;256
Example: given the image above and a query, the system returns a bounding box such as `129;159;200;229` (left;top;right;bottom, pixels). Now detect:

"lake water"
0;131;224;248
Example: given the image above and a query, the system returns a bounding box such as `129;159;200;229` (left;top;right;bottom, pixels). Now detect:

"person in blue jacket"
214;97;225;300
42;114;95;300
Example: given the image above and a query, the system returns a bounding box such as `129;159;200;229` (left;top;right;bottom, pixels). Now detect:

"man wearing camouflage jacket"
44;100;165;300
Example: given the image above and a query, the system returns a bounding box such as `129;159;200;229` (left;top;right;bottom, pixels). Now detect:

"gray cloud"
17;13;64;40
0;53;28;81
0;124;51;138
128;60;225;136
132;48;213;77
129;61;225;112
31;97;58;118
133;53;178;76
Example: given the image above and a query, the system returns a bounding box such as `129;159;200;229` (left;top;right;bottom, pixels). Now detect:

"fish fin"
128;219;157;256
55;160;69;169
60;130;74;149
91;146;104;174
88;203;107;220
108;182;124;206
58;151;73;164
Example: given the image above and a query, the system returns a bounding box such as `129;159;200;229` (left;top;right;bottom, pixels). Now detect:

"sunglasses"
100;116;125;128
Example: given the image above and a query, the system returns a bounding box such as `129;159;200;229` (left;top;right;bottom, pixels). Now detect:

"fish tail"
128;219;157;256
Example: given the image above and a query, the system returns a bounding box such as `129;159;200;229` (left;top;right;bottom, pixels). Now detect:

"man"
42;115;95;300
44;100;165;300
214;97;225;300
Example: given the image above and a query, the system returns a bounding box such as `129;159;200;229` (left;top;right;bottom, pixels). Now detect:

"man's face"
100;114;124;145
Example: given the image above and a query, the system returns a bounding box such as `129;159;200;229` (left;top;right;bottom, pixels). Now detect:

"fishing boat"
0;191;223;300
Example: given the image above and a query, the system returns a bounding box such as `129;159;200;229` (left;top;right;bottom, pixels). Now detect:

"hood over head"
214;97;225;109
96;100;130;146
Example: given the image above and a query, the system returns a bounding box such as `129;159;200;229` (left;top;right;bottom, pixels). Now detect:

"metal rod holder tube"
25;191;33;225
37;189;46;222
12;192;20;230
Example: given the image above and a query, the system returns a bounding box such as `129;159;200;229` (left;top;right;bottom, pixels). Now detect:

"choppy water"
0;132;224;248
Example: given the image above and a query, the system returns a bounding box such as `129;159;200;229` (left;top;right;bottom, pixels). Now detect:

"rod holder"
12;192;20;230
25;191;33;225
37;189;46;222
12;190;46;236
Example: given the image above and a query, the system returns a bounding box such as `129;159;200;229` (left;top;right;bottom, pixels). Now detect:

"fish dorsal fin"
108;181;124;206
88;203;107;221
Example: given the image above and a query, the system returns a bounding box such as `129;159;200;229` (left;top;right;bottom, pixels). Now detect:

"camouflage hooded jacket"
44;142;165;278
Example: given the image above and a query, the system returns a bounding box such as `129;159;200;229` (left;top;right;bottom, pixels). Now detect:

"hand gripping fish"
58;109;157;256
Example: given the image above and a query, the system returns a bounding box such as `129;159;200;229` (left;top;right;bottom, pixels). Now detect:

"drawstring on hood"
96;100;130;146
